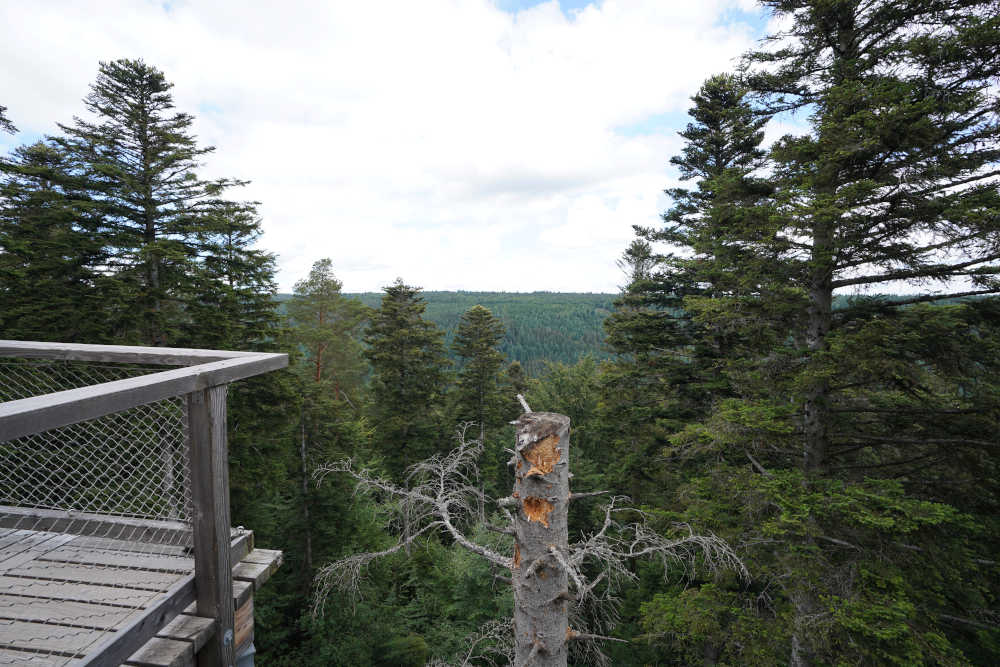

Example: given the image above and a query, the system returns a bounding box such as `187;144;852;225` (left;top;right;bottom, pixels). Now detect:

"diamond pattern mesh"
0;359;199;665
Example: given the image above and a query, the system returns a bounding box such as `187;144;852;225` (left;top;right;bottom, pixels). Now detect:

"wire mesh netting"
0;359;197;665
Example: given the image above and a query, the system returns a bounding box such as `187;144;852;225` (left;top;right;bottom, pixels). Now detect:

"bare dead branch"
569;490;612;501
517;393;532;413
566;629;629;644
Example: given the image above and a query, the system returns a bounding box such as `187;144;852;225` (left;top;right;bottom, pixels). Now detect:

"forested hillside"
2;2;999;664
279;291;614;375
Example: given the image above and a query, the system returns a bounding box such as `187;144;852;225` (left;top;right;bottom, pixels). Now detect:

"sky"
0;0;774;294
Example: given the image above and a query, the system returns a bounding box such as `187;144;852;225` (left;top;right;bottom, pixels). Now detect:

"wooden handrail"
0;340;262;365
0;351;287;442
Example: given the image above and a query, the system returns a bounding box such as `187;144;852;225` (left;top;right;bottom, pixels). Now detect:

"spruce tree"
364;279;450;475
52;59;262;346
452;305;507;442
0;141;114;342
626;3;1000;663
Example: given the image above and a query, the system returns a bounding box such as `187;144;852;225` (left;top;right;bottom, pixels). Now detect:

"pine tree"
452;305;507;442
52;59;261;346
287;258;368;394
364;279;450;475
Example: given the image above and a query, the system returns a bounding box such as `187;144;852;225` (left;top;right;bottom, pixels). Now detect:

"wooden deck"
0;527;281;666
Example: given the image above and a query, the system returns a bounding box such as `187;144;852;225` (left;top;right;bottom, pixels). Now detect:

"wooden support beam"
186;386;236;667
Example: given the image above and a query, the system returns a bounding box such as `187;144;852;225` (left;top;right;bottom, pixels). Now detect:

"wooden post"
512;412;571;667
187;385;236;667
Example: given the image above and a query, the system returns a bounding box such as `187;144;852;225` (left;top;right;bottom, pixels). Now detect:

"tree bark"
511;412;571;667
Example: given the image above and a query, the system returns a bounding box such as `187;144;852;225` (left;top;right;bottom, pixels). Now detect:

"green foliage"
49;59;269;346
364;280;451;475
451;305;508;438
0;104;15;134
280;290;616;375
0;142;117;342
287;258;369;392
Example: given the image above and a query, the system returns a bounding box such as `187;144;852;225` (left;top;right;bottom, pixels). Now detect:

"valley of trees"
279;290;615;376
1;1;999;664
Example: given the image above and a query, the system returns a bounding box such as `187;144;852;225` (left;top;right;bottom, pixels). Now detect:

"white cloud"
0;0;766;292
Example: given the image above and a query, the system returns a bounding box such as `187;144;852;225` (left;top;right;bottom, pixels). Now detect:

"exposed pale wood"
0;648;67;666
229;531;252;565
39;546;193;573
0;352;287;442
231;581;252;610
0;340;258;366
0;594;136;629
0;576;159;607
0;506;190;545
232;561;273;590
156;614;214;653
238;549;281;566
187;386;236;667
234;597;253;653
124;637;193;667
7;563;183;592
0;619;107;653
75;574;195;667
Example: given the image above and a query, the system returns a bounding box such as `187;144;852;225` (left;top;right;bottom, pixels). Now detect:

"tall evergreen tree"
624;3;1000;663
287;258;368;393
179;200;281;350
364;279;450;475
451;305;507;442
285;258;369;573
0;141;114;342
52;58;262;346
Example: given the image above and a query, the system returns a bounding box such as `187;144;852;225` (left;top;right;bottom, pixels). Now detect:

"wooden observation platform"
0;342;288;666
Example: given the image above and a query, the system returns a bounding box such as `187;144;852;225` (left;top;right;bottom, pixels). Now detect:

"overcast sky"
1;0;772;294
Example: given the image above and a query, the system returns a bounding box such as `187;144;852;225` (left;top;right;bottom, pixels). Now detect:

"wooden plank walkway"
0;527;192;666
0;527;282;666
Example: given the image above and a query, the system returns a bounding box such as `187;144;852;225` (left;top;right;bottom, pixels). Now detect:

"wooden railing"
0;341;287;666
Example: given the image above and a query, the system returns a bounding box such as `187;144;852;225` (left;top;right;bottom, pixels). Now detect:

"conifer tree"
287;258;368;393
364;279;449;475
452;305;507;442
52;59;262;346
0;142;114;342
623;3;1000;663
0;105;15;134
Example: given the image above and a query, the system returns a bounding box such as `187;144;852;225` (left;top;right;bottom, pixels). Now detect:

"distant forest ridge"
277;291;617;376
275;290;992;376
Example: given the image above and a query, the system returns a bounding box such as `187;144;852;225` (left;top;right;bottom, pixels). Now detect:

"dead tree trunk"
512;412;571;667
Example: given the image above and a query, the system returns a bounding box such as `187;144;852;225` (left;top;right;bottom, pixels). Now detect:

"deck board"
5;563;183;592
38;546;193;573
0;523;277;665
0;594;137;629
0;535;78;573
0;619;106;654
0;648;66;666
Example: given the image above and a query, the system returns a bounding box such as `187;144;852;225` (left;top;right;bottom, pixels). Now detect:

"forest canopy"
1;0;999;663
